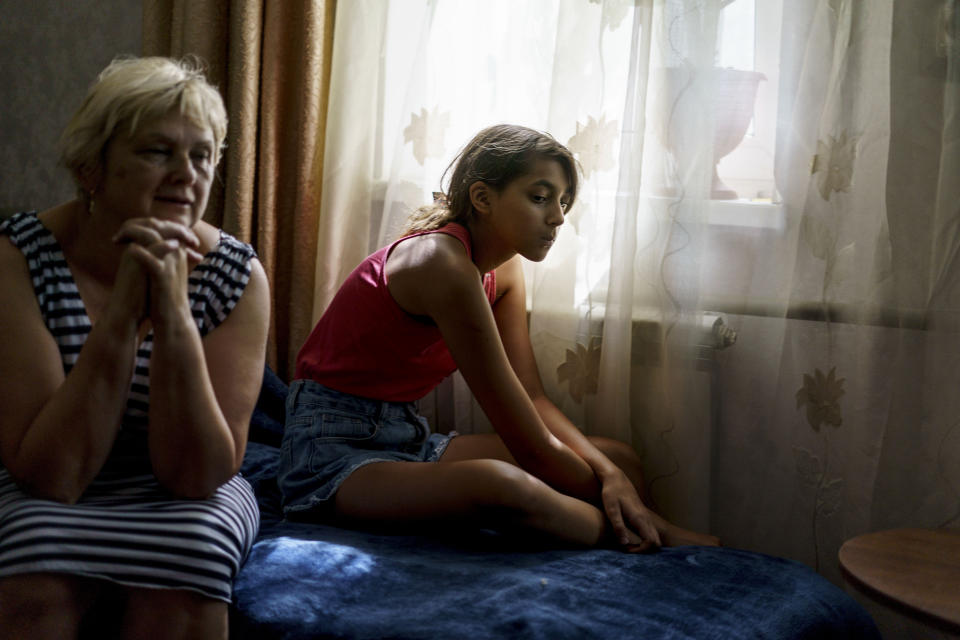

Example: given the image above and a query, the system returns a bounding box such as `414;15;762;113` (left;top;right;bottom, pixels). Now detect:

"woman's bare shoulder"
0;229;30;283
0;222;56;367
193;220;223;254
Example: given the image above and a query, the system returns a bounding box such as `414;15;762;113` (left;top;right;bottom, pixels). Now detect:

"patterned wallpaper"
0;0;141;217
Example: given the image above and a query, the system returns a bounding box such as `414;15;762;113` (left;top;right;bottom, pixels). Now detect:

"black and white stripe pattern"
0;212;260;602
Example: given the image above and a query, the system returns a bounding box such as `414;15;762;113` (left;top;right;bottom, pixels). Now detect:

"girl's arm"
143;225;270;498
0;237;144;503
492;257;660;546
387;236;602;499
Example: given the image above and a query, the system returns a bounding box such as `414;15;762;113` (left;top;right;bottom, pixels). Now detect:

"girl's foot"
652;513;721;547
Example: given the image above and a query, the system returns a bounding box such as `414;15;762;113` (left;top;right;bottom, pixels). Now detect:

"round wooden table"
839;528;960;633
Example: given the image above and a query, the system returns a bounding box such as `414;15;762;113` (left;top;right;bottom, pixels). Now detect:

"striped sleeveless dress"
0;211;260;602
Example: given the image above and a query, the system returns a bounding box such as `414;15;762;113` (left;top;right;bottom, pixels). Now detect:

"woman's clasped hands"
110;217;205;325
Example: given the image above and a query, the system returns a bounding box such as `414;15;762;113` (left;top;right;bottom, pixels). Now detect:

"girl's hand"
600;469;662;552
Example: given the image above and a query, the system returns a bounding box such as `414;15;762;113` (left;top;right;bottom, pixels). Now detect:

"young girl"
279;124;717;551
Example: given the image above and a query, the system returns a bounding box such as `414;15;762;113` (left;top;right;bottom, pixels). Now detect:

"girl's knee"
466;459;553;515
462;459;608;545
591;436;640;464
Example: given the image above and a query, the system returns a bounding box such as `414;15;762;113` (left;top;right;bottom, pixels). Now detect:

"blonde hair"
400;124;580;237
60;56;227;193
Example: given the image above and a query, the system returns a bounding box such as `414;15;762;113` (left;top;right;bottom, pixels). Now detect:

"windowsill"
640;194;785;230
705;198;785;230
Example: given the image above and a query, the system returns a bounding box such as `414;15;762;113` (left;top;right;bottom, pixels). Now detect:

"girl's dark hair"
400;124;579;237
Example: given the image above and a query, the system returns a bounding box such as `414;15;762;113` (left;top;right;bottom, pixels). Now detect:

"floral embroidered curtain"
316;1;959;636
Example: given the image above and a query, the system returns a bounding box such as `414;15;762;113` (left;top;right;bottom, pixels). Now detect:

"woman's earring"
88;191;96;214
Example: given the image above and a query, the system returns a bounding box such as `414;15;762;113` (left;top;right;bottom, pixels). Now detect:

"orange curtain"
142;0;336;380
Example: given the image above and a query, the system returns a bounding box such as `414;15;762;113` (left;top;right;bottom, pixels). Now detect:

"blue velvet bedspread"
230;369;879;639
230;441;879;640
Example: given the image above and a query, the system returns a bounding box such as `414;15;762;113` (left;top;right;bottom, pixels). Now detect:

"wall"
0;0;141;216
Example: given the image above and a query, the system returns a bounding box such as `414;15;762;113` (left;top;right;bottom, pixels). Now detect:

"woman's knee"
0;573;95;638
121;587;227;640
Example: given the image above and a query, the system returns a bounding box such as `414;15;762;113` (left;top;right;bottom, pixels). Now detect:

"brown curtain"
142;0;336;381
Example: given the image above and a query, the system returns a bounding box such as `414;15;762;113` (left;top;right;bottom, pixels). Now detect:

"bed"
229;368;880;639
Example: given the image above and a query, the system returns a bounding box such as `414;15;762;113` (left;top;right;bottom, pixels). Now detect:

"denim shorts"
277;379;457;516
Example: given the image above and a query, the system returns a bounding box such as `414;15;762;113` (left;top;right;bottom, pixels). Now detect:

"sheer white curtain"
316;1;960;635
714;1;960;636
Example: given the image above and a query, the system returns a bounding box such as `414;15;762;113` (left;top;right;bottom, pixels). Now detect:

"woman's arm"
144;229;270;498
0;238;144;503
493;257;660;546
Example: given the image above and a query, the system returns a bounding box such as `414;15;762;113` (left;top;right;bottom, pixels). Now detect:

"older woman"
0;57;269;639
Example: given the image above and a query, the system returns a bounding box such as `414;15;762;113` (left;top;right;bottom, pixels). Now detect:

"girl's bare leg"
120;587;227;640
0;573;100;640
334;459;612;548
442;433;720;547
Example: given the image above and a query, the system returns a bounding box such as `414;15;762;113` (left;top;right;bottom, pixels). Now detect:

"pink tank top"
295;223;497;402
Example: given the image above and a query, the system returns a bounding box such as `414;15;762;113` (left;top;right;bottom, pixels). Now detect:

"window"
372;0;787;316
715;0;784;202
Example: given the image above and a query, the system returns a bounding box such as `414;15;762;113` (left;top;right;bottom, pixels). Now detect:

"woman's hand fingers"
185;246;205;266
123;240;196;302
112;217;201;250
112;246;151;321
124;239;182;274
117;234;201;326
121;242;165;275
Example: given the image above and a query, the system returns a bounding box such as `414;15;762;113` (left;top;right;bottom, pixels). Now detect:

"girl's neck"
466;218;516;274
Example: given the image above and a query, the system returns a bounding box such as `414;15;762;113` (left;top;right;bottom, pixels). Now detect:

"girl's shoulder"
387;229;471;277
385;230;484;319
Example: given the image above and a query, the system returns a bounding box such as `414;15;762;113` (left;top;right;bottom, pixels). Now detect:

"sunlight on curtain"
319;2;960;635
321;0;735;538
